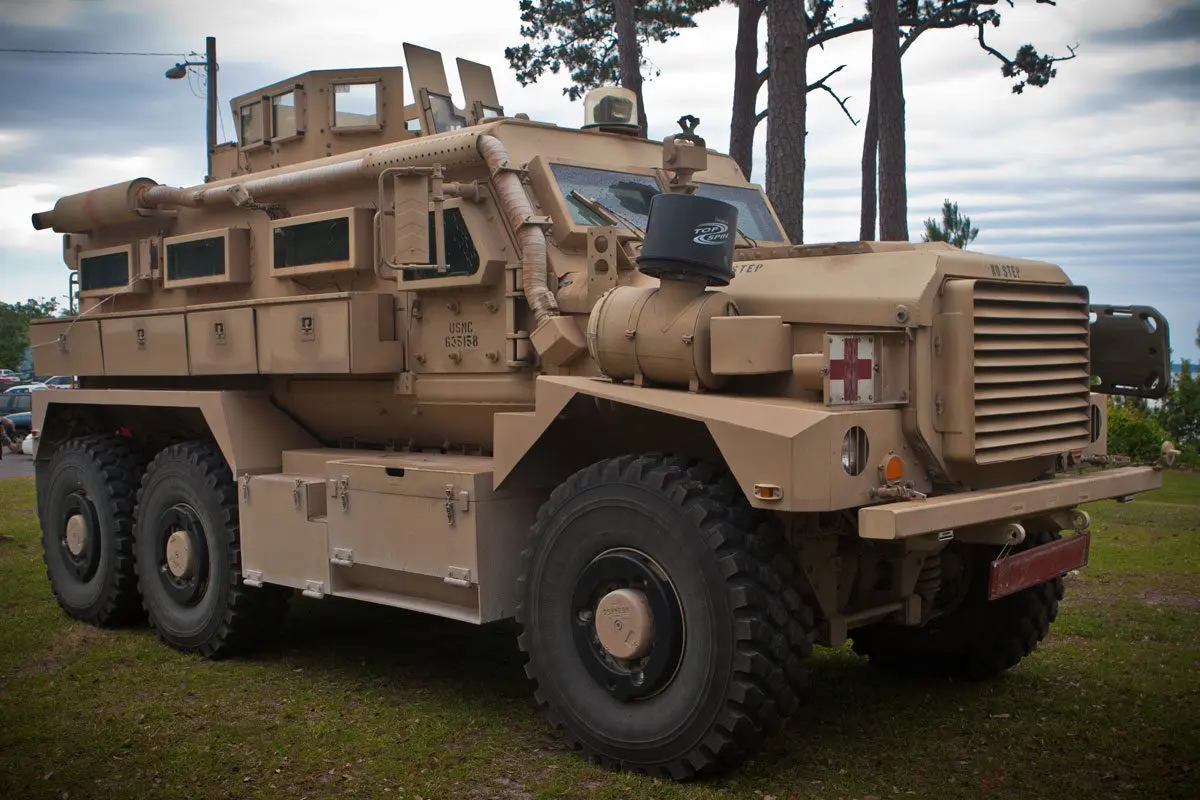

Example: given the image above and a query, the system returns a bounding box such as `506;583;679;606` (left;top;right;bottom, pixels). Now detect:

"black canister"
636;193;739;286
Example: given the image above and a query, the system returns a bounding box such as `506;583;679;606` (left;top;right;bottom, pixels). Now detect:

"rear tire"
517;455;814;779
134;442;289;658
851;524;1064;680
40;435;148;625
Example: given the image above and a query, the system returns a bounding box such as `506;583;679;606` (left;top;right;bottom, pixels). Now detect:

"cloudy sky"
1;0;1197;360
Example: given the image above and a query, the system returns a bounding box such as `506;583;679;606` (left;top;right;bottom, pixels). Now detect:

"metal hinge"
331;548;354;567
240;474;252;502
292;478;303;510
334;475;350;512
302;580;326;599
444;566;472;588
243;570;264;588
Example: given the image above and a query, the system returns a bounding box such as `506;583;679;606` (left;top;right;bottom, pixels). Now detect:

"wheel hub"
65;513;87;557
165;530;193;579
153;503;209;606
595;588;655;660
570;548;684;701
58;492;102;582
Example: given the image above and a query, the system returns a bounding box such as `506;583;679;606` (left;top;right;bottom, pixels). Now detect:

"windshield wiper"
569;190;646;238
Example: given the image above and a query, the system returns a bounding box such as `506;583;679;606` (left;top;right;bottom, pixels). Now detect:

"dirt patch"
23;623;108;674
1141;590;1200;610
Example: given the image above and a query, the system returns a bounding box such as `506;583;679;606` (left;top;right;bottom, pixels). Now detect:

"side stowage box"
239;473;330;595
255;293;403;374
187;307;258;375
100;313;189;375
316;451;537;623
29;318;105;376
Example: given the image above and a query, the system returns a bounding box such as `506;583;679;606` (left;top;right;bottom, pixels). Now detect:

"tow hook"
870;482;928;502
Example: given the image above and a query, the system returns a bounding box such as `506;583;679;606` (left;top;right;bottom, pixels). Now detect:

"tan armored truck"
27;44;1174;778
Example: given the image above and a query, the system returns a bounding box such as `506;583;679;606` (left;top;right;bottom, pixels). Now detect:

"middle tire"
517;455;813;779
134;441;289;658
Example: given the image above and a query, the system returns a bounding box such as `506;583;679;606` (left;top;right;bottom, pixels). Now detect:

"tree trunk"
871;0;908;241
729;0;763;180
859;74;879;241
765;0;808;243
614;0;648;135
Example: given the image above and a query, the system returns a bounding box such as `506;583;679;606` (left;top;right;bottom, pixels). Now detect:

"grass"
1;473;1198;800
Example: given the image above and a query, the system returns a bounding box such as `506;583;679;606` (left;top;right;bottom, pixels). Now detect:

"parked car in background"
3;383;47;395
0;393;33;416
42;375;76;389
0;369;19;388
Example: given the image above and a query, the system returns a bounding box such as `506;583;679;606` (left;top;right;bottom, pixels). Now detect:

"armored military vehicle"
28;43;1173;778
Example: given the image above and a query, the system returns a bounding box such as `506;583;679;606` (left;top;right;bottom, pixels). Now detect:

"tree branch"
809;18;871;49
755;108;769;125
811;84;858;125
976;21;1078;69
807;64;858;125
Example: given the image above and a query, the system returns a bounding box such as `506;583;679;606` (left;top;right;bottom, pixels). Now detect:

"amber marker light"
882;454;904;485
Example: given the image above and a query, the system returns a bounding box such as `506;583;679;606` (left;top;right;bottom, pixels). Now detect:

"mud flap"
1090;305;1170;399
988;532;1090;601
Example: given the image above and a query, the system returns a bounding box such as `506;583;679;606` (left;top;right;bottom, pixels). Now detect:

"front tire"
40;435;148;625
851;524;1065;680
517;455;813;779
134;442;289;658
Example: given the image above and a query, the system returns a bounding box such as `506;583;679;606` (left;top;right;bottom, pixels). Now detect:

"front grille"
973;282;1091;464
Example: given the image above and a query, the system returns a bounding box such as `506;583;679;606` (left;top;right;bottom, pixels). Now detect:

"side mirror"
1090;304;1171;399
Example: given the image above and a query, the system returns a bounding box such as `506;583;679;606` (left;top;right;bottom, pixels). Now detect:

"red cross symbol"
829;336;873;403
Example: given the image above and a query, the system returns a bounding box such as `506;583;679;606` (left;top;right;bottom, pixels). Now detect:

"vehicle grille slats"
975;338;1086;352
976;352;1089;368
976;410;1087;434
971;282;1091;464
975;367;1091;385
975;396;1087;417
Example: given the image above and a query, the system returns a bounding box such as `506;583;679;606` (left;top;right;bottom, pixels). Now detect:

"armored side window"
166;236;226;281
426;92;467;133
332;82;379;129
239;101;264;145
406;208;479;280
79;250;130;291
272;91;298;139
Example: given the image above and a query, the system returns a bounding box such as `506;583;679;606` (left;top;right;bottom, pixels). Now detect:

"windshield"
551;164;661;230
549;163;786;242
693;182;785;242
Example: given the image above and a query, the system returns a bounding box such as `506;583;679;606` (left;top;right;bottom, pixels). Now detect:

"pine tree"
922;199;980;248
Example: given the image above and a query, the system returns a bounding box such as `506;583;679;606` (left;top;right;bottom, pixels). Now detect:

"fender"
33;389;317;476
494;375;919;513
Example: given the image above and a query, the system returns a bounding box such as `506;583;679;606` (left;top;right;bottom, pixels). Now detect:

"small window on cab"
272;91;298;139
405;208;480;280
332;82;379;130
239;101;264;146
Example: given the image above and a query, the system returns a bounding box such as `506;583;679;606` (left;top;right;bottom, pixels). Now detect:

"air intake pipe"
476;134;558;328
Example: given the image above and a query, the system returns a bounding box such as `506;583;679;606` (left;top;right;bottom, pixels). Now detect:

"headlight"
842;427;868;476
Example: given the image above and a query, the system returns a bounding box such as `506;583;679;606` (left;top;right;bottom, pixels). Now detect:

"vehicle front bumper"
857;466;1161;540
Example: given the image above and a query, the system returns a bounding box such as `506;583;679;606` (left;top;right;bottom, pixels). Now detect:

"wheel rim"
58;492;102;582
152;503;210;606
570;548;685;701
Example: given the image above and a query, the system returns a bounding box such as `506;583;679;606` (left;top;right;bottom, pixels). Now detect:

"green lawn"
2;473;1198;800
